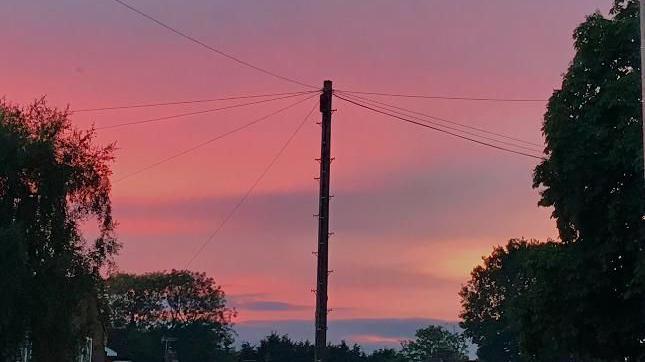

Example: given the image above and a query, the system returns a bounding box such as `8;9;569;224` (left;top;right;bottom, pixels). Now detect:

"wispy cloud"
238;300;309;312
228;293;311;312
113;164;553;242
350;334;403;345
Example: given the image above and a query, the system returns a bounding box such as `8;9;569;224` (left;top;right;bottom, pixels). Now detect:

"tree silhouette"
533;0;645;358
106;270;236;362
0;98;117;360
460;239;563;361
400;325;468;362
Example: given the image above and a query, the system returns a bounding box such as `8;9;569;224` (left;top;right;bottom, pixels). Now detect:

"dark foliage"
367;348;406;362
235;327;465;362
532;0;645;359
400;325;468;362
235;333;372;362
106;270;236;362
460;239;564;361
0;99;117;360
462;2;645;360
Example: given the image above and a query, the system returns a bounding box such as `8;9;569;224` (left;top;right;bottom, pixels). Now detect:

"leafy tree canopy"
106;269;236;362
236;334;404;362
366;348;406;362
532;0;645;358
459;239;563;361
400;325;469;362
0;99;117;360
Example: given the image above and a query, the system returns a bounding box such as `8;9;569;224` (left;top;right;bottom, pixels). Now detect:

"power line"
72;90;318;112
334;94;545;160
337;89;548;103
337;91;543;151
338;90;542;147
95;92;312;130
109;0;317;89
184;101;318;268
114;94;318;183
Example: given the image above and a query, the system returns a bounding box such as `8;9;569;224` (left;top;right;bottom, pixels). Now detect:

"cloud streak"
228;294;311;312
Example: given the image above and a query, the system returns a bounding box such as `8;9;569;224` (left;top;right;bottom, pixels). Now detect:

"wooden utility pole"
314;80;333;362
641;0;645;179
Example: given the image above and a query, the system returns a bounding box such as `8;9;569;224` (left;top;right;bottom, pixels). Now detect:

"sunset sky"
3;0;611;350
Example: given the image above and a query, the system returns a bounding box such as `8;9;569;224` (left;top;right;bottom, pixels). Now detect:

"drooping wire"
334;94;545;160
95;92;311;130
113;93;319;183
337;91;543;152
109;0;317;89
336;89;548;103
184;101;319;268
72;90;318;113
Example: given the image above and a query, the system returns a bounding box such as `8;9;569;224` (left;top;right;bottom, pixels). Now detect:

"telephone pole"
314;80;333;362
641;0;645;179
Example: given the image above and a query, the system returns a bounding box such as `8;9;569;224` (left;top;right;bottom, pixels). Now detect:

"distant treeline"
104;270;470;362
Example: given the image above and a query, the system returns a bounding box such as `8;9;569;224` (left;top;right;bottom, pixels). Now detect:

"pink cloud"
350;335;403;346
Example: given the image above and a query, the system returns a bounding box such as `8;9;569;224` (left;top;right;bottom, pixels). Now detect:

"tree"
0;99;117;360
235;333;313;362
459;239;566;361
106;270;236;362
400;325;468;362
254;333;313;362
237;342;259;361
235;334;401;362
532;0;645;359
326;341;367;362
366;348;405;362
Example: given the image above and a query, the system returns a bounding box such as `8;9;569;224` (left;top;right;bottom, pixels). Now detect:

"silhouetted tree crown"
235;333;407;362
462;1;645;360
400;325;468;362
532;0;644;358
459;239;561;361
0;99;117;360
106;269;236;362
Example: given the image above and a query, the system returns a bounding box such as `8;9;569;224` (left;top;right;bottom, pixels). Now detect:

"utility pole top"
320;81;333;113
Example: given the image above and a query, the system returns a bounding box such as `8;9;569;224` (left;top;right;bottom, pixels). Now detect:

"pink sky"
2;0;611;347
